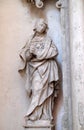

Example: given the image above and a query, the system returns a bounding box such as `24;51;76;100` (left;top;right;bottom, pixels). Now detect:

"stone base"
23;128;54;130
23;120;55;129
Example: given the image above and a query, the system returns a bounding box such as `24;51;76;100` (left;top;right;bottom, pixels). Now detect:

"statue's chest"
31;37;45;51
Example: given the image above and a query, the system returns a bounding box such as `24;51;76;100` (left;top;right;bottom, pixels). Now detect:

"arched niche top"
27;0;62;9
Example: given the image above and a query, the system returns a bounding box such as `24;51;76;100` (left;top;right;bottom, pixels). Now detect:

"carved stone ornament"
27;0;44;8
27;0;62;9
56;0;62;9
19;19;59;128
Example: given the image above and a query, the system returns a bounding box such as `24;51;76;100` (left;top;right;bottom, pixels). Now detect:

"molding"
27;0;63;9
61;0;73;130
56;0;62;9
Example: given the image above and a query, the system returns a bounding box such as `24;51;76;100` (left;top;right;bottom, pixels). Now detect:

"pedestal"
23;120;54;130
24;128;53;130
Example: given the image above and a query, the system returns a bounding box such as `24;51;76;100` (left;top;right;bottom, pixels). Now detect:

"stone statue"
19;19;59;127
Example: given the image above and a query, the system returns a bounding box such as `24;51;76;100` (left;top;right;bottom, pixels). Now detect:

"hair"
33;19;48;32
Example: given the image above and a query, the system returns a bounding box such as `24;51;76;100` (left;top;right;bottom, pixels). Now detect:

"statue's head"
34;19;48;34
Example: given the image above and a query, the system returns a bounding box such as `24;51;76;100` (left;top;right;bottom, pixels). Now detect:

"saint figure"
19;19;59;125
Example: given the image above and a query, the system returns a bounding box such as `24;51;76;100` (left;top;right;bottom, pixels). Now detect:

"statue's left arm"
45;41;58;59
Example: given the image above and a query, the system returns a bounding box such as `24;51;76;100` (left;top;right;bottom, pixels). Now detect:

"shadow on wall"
21;0;46;19
53;62;63;130
20;0;58;18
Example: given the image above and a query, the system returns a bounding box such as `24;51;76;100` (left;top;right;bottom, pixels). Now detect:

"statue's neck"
35;32;46;37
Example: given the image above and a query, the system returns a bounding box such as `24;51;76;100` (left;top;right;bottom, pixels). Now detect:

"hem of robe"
25;89;53;117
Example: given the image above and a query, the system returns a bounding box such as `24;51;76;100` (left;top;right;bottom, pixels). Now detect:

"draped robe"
19;35;59;121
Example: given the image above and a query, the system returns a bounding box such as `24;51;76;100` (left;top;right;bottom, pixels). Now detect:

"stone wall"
69;0;84;130
0;0;63;130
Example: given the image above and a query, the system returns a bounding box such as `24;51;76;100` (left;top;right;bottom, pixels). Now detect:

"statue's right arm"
25;49;33;62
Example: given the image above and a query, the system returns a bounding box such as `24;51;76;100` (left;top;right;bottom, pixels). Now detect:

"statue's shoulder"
45;36;52;44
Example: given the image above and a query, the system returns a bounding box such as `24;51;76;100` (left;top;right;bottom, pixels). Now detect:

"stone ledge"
23;120;54;128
